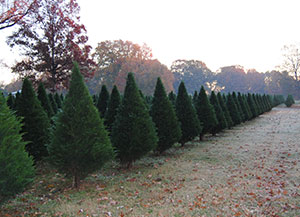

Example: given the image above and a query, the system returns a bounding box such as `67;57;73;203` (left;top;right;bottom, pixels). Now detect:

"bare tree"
281;44;300;81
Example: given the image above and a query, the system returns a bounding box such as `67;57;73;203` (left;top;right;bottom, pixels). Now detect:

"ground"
1;104;300;216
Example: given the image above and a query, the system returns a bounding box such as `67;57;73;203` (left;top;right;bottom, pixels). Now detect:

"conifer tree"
168;91;176;107
285;94;295;107
195;86;218;139
97;85;110;118
0;93;35;202
16;78;50;161
92;95;98;106
226;93;241;126
192;90;198;106
48;62;113;188
54;93;62;109
238;92;251;121
263;94;272;111
247;93;258;119
111;73;158;168
210;91;227;133
175;82;201;146
37;82;54;118
232;92;245;122
217;92;233;128
105;85;121;132
6;93;15;110
150;78;181;153
48;93;58;114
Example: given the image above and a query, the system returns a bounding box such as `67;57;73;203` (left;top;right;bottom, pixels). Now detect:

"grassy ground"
1;104;300;216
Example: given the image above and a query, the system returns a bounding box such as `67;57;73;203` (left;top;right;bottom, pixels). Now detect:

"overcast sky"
1;0;300;84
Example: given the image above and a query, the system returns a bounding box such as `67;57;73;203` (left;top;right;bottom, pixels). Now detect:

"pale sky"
1;0;300;84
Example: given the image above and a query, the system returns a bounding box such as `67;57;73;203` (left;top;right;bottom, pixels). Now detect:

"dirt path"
2;104;300;216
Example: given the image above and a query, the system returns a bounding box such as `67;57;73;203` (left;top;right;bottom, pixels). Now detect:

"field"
1;104;300;216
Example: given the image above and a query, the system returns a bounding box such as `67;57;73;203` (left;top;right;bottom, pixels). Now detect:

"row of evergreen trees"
1;62;288;201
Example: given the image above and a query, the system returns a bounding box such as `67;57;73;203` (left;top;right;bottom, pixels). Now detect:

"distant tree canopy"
171;59;216;94
90;40;174;95
7;0;95;92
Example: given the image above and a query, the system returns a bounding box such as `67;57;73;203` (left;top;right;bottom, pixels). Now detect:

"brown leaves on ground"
1;105;300;216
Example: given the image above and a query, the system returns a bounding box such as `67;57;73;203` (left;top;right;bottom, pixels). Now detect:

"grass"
1;104;300;216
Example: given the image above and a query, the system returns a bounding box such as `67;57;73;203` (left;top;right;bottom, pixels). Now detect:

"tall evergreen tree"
37;82;54;118
217;92;234;128
97;85;110;118
168;91;176;107
150;78;181;153
16;78;50;161
195;86;218;139
175;82;201;146
111;73;158;168
48;62;113;188
210;91;227;134
247;93;258;119
0;93;35;202
226;93;241;126
48;93;58;114
105;85;121;132
54;93;62;109
232;92;245;122
237;92;252;121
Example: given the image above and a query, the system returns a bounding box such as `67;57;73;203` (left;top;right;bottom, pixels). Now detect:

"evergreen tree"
48;93;58;114
195;86;218;139
111;73;158;168
97;85;110;118
37;82;54;118
238;92;252;121
150;78;181;153
92;94;98;106
247;93;258;119
192;90;198;106
175;82;201;146
226;93;241;125
232;92;245;122
48;62;113;188
263;94;272;111
285;94;295;107
0;93;35;202
6;93;15;110
210;91;227;133
16;78;50;161
105;85;121;132
168;91;176;107
217;92;233;128
54;93;62;109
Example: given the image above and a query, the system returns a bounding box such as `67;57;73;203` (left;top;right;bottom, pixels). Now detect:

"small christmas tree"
232;92;245;122
111;73;158;168
150;78;181;153
217;92;233;128
37;82;54;118
175;82;201;146
97;85;110;118
16;78;50;161
210;91;227;134
247;93;258;118
237;92;252;121
285;94;295;107
226;93;241;126
48;62;113;188
195;86;218;139
0;93;35;202
105;85;121;132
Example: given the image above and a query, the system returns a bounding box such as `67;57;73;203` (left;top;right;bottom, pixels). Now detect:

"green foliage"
16;78;50;161
48;62;113;188
37;83;54;118
232;92;245;122
48;93;58;114
175;82;201;146
105;85;121;132
226;93;241;125
168;91;176;107
210;91;227;133
97;85;110;118
0;93;35;202
247;93;258;119
217;92;234;128
150;78;181;153
54;93;62;109
285;94;295;107
111;73;158;167
195;86;218;138
6;93;15;110
238;93;252;121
